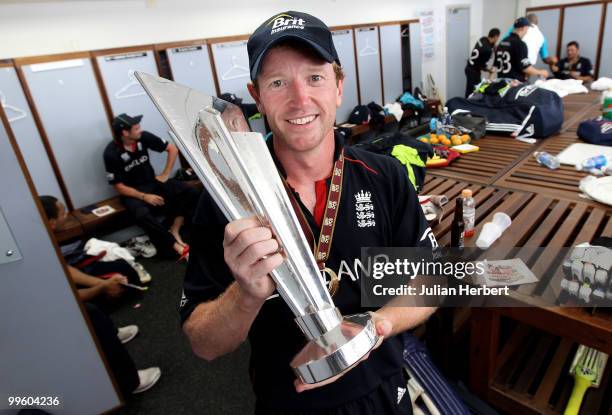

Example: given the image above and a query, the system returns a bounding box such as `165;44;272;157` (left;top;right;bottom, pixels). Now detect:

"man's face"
248;46;343;153
517;26;528;38
50;200;68;230
122;124;143;141
567;45;578;60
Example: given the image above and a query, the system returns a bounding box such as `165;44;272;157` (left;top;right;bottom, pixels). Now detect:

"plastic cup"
476;222;502;249
492;212;511;232
475;212;511;249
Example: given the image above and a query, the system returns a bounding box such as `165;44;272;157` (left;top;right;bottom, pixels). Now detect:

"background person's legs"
464;67;482;97
158;179;201;245
122;196;177;258
83;259;141;286
85;303;139;398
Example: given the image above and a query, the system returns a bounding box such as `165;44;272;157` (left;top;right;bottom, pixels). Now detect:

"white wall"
483;0;518;36
0;0;485;102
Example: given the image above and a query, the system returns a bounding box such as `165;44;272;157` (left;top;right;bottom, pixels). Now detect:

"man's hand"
570;71;580;79
223;217;283;303
539;68;549;78
156;174;169;183
294;312;393;393
103;274;128;298
143;194;165;206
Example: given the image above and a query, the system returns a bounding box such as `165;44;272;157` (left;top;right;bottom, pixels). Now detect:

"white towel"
84;238;135;262
534;79;588;98
384;102;404;122
591;77;612;91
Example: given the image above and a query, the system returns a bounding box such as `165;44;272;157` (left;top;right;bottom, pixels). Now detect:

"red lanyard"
314;150;344;269
281;150;345;295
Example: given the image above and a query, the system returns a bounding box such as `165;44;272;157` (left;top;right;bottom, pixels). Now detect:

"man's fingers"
223;217;265;247
237;238;279;266
248;252;284;277
294;373;342;393
375;319;393;337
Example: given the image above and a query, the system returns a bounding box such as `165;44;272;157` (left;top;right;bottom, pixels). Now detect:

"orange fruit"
451;135;462;146
419;137;429;143
430;133;437;140
461;134;470;143
438;134;447;142
441;138;451;146
430;137;440;144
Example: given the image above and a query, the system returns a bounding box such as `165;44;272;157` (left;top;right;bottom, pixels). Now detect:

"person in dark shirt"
103;114;200;258
552;41;593;82
465;28;500;97
494;17;548;82
180;10;437;415
40;195;135;303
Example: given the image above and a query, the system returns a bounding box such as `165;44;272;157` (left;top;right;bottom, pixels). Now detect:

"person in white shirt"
504;13;557;66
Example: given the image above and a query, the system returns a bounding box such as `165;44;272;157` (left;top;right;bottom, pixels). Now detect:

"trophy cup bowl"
134;71;379;384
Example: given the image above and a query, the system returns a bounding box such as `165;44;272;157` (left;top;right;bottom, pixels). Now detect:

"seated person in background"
40;195;143;306
41;196;161;396
103;114;200;258
495;17;549;82
552;41;593;82
465;27;500;97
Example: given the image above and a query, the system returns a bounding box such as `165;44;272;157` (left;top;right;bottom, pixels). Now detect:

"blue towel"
399;92;424;109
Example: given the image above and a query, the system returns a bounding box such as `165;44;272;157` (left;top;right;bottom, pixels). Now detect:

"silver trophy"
134;71;379;384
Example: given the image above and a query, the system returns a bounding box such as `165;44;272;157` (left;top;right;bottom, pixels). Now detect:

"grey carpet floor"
110;257;255;414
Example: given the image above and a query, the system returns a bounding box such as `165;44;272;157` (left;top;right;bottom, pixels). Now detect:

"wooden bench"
494;97;607;210
422;175;612;414
53;196;128;243
425;92;602;186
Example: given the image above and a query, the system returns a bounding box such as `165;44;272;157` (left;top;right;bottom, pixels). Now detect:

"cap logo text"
269;14;306;34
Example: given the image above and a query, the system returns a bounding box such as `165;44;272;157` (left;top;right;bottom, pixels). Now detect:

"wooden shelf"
489;325;611;414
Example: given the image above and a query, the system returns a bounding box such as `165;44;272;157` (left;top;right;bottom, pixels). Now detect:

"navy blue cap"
112;113;142;132
247;11;340;80
514;17;530;28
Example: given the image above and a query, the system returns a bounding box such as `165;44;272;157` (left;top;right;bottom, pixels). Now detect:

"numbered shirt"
495;33;531;82
103;131;168;188
467;37;494;70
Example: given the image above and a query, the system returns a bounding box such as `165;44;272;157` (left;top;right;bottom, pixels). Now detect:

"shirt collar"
265;130;345;179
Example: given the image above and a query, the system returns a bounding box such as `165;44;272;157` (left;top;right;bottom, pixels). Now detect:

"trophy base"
290;313;380;384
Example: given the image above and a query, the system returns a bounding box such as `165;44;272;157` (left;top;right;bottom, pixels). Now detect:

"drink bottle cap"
461;189;472;198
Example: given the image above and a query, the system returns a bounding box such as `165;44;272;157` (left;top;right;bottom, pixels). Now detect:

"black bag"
352;132;433;192
577;117;612;145
452;112;487;139
348;105;371;124
446;82;564;138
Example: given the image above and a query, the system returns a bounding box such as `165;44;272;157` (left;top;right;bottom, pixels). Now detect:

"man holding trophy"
177;11;437;415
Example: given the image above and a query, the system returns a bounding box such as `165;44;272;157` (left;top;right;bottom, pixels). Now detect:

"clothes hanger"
0;90;27;123
359;38;378;57
221;56;250;81
115;69;146;100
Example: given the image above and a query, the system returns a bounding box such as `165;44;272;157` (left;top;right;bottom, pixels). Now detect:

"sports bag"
577;117;612;145
446;81;563;138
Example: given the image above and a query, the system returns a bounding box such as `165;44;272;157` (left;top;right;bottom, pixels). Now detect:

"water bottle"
534;151;560;170
442;106;451;126
576;155;608;171
461;189;476;238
